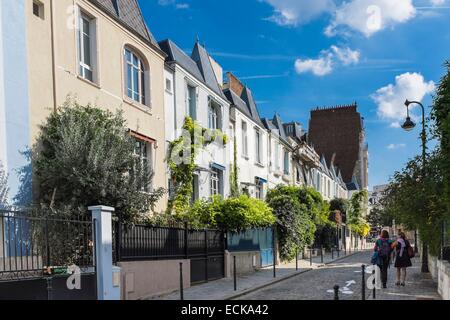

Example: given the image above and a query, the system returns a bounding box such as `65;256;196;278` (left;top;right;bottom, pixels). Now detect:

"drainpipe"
50;0;57;111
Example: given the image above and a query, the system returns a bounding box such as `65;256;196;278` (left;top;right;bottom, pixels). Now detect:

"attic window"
33;1;44;19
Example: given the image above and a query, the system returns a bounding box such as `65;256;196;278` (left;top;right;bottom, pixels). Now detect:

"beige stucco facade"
25;0;168;212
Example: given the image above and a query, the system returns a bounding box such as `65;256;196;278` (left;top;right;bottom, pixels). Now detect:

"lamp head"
401;117;416;131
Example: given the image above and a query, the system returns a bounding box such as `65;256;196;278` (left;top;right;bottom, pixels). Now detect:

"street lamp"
402;99;429;273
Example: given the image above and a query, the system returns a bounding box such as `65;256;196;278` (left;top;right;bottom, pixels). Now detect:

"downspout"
50;0;57;111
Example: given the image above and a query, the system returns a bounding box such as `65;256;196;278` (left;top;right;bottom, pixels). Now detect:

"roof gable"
91;0;159;48
191;42;227;100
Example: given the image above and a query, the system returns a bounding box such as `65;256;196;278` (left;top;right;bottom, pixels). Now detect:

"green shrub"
267;194;316;262
176;195;275;231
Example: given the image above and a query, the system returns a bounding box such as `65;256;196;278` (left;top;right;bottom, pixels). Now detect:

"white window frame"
283;149;290;175
274;141;280;171
187;84;197;120
133;138;154;193
210;169;220;196
242;121;248;158
125;47;147;106
255;129;262;164
77;9;97;83
208;100;221;130
255;180;264;200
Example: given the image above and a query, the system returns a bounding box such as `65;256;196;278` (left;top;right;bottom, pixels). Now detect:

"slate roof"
224;88;265;128
262;113;290;145
90;0;160;49
159;40;227;100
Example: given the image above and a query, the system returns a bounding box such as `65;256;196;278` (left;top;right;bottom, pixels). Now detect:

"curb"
224;268;313;300
224;250;368;300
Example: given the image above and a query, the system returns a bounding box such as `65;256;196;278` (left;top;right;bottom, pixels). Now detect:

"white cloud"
158;0;189;9
295;53;334;76
430;0;445;5
261;0;335;26
372;72;435;123
326;0;416;37
330;45;360;65
294;46;360;76
387;143;406;150
390;122;401;128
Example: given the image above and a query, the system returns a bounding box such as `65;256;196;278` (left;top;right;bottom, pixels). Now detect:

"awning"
129;130;156;144
211;163;226;171
256;177;268;184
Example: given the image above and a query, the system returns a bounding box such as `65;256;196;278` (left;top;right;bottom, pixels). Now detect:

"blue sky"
139;0;450;190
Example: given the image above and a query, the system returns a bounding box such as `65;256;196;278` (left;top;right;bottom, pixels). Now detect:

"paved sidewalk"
149;249;367;300
372;256;441;300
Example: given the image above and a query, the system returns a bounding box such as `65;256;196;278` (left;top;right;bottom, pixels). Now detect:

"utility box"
111;266;121;300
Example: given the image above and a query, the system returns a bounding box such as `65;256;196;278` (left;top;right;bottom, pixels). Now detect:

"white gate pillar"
89;205;121;300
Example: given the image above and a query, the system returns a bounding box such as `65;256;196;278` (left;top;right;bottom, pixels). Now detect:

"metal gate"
114;223;225;285
188;229;224;284
0;210;97;300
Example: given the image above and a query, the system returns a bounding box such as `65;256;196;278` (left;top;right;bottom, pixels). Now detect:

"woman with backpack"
373;230;394;288
393;232;413;286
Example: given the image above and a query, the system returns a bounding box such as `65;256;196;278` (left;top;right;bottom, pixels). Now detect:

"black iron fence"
0;210;95;281
114;223;224;262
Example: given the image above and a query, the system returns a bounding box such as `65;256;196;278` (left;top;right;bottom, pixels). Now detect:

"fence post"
361;265;366;300
372;270;376;299
205;229;209;282
320;246;324;263
46;277;53;300
334;285;339;300
296;248;298;271
233;256;237;291
273;227;276;278
184;222;189;259
179;262;184;300
332;247;334;260
89;206;120;300
310;248;313;266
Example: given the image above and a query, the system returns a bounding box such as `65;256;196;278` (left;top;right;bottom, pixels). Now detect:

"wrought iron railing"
0;210;95;281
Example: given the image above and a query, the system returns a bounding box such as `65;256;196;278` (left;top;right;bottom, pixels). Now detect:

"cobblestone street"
236;251;441;300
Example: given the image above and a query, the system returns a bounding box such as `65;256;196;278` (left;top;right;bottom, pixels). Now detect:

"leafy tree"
329;198;349;217
33;99;165;222
431;61;450;213
267;194;315;261
382;150;448;256
0;161;8;209
347;190;370;237
368;203;393;229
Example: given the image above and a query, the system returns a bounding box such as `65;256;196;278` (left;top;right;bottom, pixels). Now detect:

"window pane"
127;64;133;98
140;70;146;105
85;68;93;82
83;33;91;66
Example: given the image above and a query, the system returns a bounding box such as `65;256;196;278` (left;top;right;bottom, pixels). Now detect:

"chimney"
226;72;245;97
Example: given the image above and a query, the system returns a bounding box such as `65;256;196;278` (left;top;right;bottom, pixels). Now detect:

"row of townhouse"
0;0;352;211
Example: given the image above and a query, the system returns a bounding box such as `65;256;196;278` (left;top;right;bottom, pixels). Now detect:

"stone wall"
428;254;450;300
118;259;190;300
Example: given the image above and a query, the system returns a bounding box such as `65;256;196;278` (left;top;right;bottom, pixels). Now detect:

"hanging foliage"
167;117;228;216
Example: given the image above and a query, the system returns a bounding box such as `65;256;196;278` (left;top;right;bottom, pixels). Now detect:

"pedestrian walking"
393;232;413;286
372;230;394;289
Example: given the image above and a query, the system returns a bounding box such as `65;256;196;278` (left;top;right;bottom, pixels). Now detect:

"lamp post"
401;99;429;273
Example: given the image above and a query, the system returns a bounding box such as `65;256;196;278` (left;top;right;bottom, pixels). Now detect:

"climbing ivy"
229;135;240;198
167;117;228;216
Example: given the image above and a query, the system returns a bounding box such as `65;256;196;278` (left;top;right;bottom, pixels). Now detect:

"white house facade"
160;39;231;201
223;73;269;199
263;114;294;189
